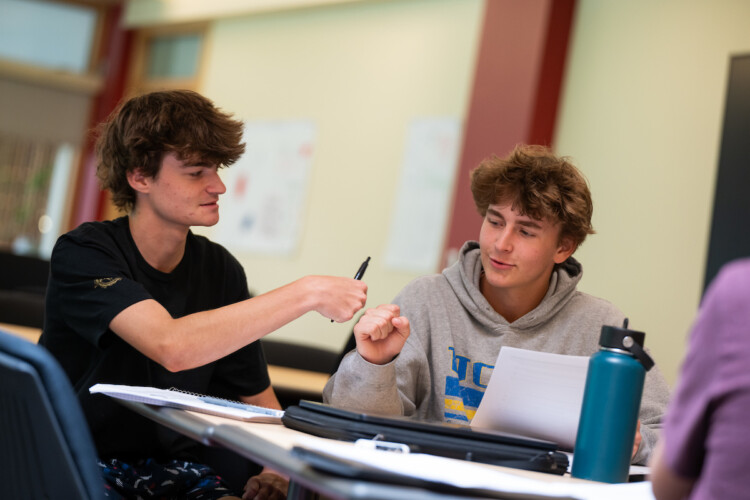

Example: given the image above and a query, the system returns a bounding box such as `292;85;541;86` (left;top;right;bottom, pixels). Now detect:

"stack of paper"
89;384;283;423
470;347;589;450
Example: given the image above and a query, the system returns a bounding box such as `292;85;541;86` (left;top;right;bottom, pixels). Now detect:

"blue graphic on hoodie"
444;346;494;422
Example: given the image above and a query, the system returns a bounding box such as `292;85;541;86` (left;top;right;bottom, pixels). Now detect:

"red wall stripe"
441;0;577;268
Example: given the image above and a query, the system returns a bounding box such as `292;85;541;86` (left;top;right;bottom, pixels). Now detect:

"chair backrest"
261;338;339;374
0;251;49;328
0;330;104;500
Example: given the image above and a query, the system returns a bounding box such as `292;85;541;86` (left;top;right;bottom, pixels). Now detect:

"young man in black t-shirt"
39;90;368;500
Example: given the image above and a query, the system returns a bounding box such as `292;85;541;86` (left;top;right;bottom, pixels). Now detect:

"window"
0;0;97;74
0;135;76;256
0;0;102;257
147;33;202;79
127;23;207;95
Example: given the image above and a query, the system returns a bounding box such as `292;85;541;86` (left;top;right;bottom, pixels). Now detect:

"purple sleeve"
663;259;750;496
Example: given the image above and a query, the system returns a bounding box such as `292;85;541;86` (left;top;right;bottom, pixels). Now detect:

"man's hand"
304;275;368;323
353;304;410;365
632;420;642;459
242;471;287;500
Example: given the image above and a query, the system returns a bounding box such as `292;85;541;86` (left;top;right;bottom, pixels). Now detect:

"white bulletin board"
215;121;316;255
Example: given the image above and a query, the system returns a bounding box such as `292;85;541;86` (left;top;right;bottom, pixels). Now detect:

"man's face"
478;203;574;301
139;152;226;229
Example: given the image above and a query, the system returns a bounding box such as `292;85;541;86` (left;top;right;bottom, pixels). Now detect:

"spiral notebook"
89;383;284;423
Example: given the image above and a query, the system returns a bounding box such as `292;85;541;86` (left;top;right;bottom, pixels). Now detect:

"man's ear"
554;237;577;264
126;168;150;194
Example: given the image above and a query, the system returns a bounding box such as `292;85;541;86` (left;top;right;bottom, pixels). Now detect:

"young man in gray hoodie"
323;144;670;465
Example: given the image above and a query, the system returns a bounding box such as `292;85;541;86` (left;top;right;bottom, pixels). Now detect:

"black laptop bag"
281;400;569;475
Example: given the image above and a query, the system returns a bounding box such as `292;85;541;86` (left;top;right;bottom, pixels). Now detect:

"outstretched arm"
110;275;367;372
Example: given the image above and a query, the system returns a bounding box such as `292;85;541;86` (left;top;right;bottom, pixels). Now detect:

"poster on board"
214;121;316;255
384;117;461;273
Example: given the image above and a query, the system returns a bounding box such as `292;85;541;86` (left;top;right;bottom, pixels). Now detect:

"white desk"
118;400;480;500
117;401;655;500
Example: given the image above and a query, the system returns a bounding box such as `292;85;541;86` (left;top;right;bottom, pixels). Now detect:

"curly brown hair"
95;89;245;212
470;144;595;247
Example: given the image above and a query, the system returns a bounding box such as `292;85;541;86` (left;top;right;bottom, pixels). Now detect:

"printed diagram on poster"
215;121;316;255
384;117;461;273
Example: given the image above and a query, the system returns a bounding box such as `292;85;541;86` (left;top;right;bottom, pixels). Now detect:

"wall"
198;0;483;352
0;77;93;144
555;0;750;386
124;0;750;386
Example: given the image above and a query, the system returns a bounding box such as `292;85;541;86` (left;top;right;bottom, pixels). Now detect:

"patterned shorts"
98;458;240;499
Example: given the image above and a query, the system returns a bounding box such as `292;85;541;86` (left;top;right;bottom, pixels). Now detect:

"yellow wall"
125;0;750;386
198;0;483;352
556;0;750;386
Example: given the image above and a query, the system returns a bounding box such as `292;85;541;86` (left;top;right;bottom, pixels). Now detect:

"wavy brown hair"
95;90;245;212
470;144;595;247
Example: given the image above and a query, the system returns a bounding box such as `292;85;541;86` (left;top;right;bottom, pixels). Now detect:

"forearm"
172;280;317;366
324;351;404;415
111;278;317;371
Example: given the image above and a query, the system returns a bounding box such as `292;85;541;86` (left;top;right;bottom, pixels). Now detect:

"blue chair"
0;329;104;499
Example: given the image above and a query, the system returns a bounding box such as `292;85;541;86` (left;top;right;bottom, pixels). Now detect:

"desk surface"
118;401;656;500
0;322;41;343
120;400;481;500
267;365;329;395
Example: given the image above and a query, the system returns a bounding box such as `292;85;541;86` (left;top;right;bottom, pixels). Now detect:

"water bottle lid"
599;319;655;371
600;325;645;350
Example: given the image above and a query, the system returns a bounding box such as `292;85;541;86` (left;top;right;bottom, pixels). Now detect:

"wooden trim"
69;2;135;228
0;59;103;95
88;2;109;74
47;0;120;7
0;323;42;344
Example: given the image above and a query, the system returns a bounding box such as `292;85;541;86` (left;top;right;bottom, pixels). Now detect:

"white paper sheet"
470;347;589;449
89;384;283;423
295;437;655;500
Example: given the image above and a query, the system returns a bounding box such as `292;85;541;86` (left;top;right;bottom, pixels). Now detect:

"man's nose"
495;229;513;252
207;171;226;195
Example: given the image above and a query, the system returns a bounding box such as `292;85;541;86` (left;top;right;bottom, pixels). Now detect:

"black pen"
332;256;370;322
354;256;370;280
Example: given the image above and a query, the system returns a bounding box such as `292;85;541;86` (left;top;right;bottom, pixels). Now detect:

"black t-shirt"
39;216;270;460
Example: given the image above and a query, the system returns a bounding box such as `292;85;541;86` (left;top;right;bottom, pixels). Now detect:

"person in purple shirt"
651;258;750;499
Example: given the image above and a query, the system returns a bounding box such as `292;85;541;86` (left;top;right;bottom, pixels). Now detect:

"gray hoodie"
324;241;670;464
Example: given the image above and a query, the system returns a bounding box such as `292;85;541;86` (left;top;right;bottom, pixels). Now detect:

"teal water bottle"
571;320;654;483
